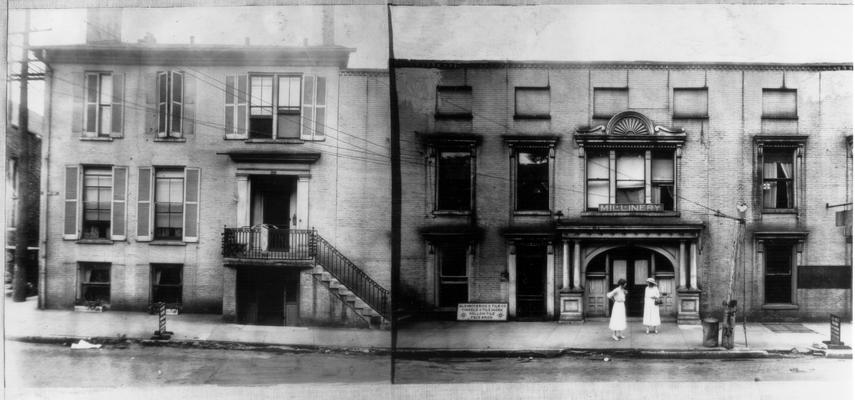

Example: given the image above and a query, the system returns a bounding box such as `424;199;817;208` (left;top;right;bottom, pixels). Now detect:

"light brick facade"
36;44;390;327
395;61;852;322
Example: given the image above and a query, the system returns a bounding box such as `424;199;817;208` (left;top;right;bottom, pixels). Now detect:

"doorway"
585;247;675;318
251;176;296;251
516;245;547;319
236;267;300;326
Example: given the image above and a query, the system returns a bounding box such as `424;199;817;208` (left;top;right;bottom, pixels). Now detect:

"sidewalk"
3;297;390;351
396;319;852;357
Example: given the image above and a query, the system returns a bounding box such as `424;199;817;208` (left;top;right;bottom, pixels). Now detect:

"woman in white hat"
606;279;628;341
643;277;661;334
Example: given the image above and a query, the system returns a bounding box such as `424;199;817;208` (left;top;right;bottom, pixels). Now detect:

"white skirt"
643;298;661;326
609;301;626;331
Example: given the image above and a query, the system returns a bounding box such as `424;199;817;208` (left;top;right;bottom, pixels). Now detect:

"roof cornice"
393;59;853;72
34;44;354;68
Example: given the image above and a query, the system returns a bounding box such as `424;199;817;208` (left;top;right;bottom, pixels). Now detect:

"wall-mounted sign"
598;203;664;212
457;303;508;321
797;265;852;289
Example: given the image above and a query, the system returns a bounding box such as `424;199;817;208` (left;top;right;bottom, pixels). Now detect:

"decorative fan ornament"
612;116;650;135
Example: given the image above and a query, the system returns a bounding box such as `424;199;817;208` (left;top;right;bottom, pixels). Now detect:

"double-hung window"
755;137;805;213
764;242;794;304
243;74;325;140
436;149;473;212
64;165;127;241
136;167;200;243
151;263;183;306
154;169;185;240
78;262;111;305
516;149;550;211
615;151;645;204
82;168;112;239
157;71;184;138
83;72;123;137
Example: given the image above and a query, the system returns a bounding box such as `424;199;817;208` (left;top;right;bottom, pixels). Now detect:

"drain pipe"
37;60;52;309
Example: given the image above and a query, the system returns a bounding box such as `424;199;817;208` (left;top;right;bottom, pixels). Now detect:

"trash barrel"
702;318;720;347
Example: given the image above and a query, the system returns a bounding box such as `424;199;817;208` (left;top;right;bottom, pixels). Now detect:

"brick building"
34;39;391;327
394;60;852;322
5;117;42;297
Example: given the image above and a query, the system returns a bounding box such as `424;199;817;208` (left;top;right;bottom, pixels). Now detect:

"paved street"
394;354;852;384
4;341;390;387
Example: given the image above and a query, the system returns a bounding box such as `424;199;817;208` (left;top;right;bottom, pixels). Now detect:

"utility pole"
387;4;401;384
12;9;31;302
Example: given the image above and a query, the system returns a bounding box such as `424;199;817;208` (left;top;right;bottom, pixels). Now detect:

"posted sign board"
457;303;508;321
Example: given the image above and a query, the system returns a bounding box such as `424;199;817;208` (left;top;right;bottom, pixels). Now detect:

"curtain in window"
763;153;793;208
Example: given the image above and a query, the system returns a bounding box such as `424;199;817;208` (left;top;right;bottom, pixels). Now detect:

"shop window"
585;149;677;211
514;87;550;119
593;88;628;119
436;86;472;118
515;148;550;211
673;88;708;119
438;243;469;308
82;167;112;239
436;149;472;211
151;264;183;305
79;262;110;304
765;243;794;304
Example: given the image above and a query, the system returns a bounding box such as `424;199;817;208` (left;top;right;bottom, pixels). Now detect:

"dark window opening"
151;264;183;305
516;149;549;211
765;243;793;304
438;244;468;308
437;150;472;211
82;168;112;239
79;262;110;304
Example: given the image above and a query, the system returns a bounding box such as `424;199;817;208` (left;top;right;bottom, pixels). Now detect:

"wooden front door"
585;278;607;317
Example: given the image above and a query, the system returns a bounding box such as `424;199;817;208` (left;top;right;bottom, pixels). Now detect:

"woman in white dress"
643;277;661;334
606;279;628;341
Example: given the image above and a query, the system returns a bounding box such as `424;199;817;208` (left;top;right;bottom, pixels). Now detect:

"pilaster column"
678;241;687;289
296;177;310;229
236;175;250;226
562;240;571;290
690;241;698;289
572;241;582;290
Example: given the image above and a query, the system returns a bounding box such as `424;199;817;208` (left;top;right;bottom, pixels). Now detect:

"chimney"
322;5;334;46
86;8;122;44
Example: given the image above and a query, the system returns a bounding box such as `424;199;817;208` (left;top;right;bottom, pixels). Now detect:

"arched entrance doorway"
584;246;676;318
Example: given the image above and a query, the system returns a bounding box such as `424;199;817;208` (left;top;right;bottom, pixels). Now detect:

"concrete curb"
6;335;392;355
393;347;778;359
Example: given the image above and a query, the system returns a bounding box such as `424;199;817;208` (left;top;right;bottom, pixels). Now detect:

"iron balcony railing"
222;226;390;319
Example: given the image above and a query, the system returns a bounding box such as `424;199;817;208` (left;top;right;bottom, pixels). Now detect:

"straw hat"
646;278;657;285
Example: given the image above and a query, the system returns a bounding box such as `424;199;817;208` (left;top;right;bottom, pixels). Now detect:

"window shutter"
314;76;326;139
225;75;235;137
63;165;80;239
143;73;157;135
137;167;153;241
71;73;84;135
183;72;195;136
156;72;168;137
110;73;124;138
110;166;127;240
170;71;184;137
182;168;200;243
301;75;315;139
237;75;248;138
84;73;99;135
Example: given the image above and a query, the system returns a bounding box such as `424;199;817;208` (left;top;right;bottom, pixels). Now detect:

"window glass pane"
763;151;793;179
440;245;468;277
587;152;609;179
652;152;674;181
652;184;674;211
437;151;471;210
765;243;793;303
587;180;609;209
616;152;644;181
673;88;708;118
277;114;301;139
593;88;628;118
616;187;644;204
86;74;99;102
436;87;472;115
517;150;549;210
99;106;111;135
99;75;112;105
515;88;549;116
278;76;300;110
762;89;797;118
250;76;273;107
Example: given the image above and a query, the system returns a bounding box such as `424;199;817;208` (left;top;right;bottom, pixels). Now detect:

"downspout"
37;62;52;309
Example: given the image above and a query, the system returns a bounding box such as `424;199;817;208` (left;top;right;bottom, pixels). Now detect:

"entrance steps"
311;266;388;329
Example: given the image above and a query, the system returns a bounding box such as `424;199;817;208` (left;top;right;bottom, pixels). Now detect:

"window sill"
149;240;186;246
762;303;799;310
245;138;304;144
761;116;799;121
435;113;473;121
672;115;709;120
432;210;472;217
513;210;552;216
513;114;551;120
80;136;113;142
77;239;115;245
761;209;797;214
153;137;187;143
